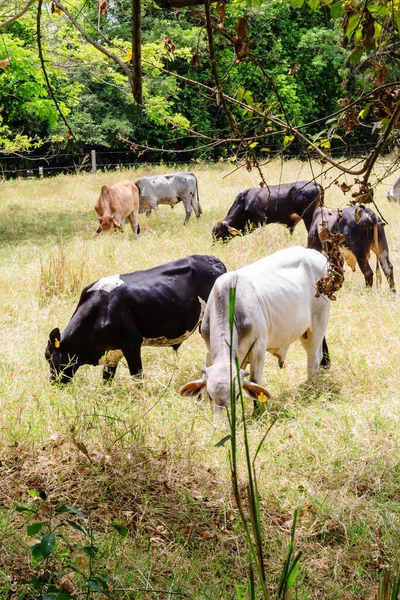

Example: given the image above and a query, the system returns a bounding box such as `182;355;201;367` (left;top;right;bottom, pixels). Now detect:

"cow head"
212;220;241;243
96;215;122;233
45;327;79;384
179;363;271;411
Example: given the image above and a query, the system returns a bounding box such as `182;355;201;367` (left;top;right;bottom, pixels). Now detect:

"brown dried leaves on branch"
315;222;345;301
338;98;359;135
232;18;249;63
97;0;107;15
163;36;176;61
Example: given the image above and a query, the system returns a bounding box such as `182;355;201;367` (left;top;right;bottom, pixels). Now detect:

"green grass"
0;159;400;599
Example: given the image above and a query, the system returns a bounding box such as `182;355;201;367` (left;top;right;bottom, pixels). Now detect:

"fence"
0;144;384;180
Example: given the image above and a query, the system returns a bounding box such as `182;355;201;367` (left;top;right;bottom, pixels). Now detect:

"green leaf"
56;594;75;600
67;520;88;534
215;434;231;447
27;523;43;537
55;505;85;520
28;489;40;498
83;545;99;558
330;1;344;18
283;135;295;147
249;142;258;148
40;533;56;558
42;595;57;600
110;522;128;537
87;580;104;593
16;505;36;513
30;543;43;559
287;552;302;589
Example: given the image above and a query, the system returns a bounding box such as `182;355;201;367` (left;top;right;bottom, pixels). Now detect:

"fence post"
91;150;97;175
39;166;43;179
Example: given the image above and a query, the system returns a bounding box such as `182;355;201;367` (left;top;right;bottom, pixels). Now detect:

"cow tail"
373;221;382;286
318;184;324;208
195;175;202;215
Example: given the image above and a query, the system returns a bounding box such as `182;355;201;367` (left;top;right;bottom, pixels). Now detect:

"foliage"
15;491;127;598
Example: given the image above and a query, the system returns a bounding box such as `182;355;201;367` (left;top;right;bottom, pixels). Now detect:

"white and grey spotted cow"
135;172;202;224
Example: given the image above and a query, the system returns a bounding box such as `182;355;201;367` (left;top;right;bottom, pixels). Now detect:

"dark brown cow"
95;181;140;238
308;206;395;291
212;181;324;242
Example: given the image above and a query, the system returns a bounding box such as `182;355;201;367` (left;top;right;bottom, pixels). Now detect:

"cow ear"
242;380;271;403
227;225;241;236
179;379;206;397
49;328;61;348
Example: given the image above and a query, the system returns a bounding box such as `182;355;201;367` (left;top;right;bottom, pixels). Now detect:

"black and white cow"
212;181;324;242
45;255;226;384
180;247;330;410
135;172;202;224
308;206;395;291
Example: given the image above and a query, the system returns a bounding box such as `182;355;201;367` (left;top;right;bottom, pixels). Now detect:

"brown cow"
95;181;140;238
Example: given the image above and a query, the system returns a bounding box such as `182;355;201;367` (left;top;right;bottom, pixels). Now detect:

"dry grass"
0;159;400;599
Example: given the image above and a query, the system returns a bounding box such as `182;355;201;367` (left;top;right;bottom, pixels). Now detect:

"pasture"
0;159;399;599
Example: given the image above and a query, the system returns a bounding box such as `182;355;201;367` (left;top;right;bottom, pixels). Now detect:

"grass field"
0;159;399;599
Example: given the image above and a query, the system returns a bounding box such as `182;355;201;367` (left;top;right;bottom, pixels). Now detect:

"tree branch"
0;0;33;30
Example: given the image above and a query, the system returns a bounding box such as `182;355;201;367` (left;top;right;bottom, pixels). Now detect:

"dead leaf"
216;0;227;24
163;35;176;60
354;207;363;224
66;130;72;139
98;0;107;15
200;530;215;539
190;52;201;67
73;439;90;460
59;575;75;595
236;17;248;39
49;432;65;447
334;180;352;194
0;57;11;69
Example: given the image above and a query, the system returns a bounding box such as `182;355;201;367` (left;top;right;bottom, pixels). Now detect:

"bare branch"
0;0;33;30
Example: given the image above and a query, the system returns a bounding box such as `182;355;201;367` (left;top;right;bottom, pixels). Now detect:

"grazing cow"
45;255;226;384
95;181;140;238
135;172;202;224
180;247;330;410
308;206;395;291
387;176;400;203
212;181;324;242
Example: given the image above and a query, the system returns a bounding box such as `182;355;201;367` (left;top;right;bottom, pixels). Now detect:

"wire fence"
0;144;390;180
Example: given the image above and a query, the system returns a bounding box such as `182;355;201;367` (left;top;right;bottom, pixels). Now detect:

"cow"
307;206;395;291
95;181;140;238
387;176;400;203
45;255;226;384
134;172;202;225
212;181;324;242
179;247;330;411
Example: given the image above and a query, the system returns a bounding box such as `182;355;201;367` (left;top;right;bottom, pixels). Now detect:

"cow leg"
248;343;267;411
320;337;330;369
356;255;374;287
190;193;201;219
121;339;143;378
301;304;330;378
372;243;396;292
182;199;192;225
127;211;140;239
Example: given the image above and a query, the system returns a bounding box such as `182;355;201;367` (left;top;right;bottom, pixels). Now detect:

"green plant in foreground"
15;490;127;599
376;571;400;600
227;284;301;599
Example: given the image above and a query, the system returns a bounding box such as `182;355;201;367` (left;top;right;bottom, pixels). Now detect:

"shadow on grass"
253;371;343;423
0;206;93;246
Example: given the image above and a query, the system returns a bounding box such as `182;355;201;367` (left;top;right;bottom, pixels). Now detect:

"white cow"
180;247;330;410
387;176;400;203
135;172;202;224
